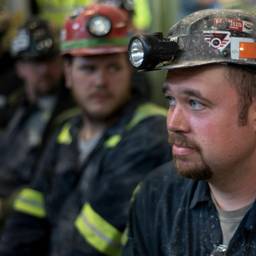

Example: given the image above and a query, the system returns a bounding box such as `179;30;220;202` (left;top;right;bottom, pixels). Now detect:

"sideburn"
226;66;256;126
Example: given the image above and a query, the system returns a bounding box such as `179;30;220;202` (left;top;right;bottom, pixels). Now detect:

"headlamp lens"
129;38;144;68
88;15;111;37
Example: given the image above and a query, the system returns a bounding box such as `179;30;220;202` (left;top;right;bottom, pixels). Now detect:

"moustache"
168;132;199;150
89;88;111;98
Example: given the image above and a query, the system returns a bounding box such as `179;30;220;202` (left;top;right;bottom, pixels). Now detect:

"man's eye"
189;99;205;110
79;65;96;73
166;96;176;107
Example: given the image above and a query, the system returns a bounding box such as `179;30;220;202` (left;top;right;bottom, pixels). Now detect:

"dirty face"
66;53;132;122
164;65;256;180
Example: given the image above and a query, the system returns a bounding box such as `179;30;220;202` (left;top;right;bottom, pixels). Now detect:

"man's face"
67;53;132;121
16;56;63;96
164;65;256;181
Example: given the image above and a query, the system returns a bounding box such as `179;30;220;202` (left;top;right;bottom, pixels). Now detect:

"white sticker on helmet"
11;29;30;55
230;37;256;60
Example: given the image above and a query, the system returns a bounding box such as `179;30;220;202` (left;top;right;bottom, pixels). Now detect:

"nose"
95;69;108;89
167;106;189;133
36;63;48;75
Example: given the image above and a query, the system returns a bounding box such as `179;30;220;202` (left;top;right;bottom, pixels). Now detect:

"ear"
249;99;256;131
64;61;72;89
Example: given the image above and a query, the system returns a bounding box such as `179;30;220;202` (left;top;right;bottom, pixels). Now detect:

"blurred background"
1;0;256;106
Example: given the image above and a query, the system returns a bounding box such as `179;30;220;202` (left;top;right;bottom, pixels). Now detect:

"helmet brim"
62;46;128;56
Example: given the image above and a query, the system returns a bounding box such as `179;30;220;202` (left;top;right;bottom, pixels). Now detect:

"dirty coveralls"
123;161;256;256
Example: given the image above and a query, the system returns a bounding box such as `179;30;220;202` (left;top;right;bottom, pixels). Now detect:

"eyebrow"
163;84;213;105
182;88;205;98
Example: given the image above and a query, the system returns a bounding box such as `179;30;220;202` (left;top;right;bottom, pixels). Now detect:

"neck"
209;160;256;211
26;84;37;104
79;118;107;141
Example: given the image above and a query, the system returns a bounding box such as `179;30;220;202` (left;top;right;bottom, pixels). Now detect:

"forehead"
73;53;128;65
18;56;59;66
164;65;230;92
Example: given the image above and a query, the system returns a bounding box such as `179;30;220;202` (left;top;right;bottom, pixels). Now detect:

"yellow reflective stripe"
121;183;142;246
13;188;46;218
126;103;167;130
121;227;128;246
133;0;152;29
57;123;72;144
130;183;142;204
104;103;166;148
75;203;122;256
104;134;122;148
54;107;81;126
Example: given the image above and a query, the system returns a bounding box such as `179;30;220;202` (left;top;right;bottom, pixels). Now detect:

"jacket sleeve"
0;129;61;256
122;164;172;256
0;212;50;256
96;116;171;229
122;185;151;256
74;115;171;255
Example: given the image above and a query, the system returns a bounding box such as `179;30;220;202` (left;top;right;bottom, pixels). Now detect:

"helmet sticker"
213;18;253;34
203;31;231;52
70;6;85;19
231;37;256;60
72;22;80;31
11;29;30;55
36;38;53;51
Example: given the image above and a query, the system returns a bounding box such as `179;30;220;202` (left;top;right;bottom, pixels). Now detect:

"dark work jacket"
0;51;24;130
0;97;171;256
0;83;76;197
123;161;256;256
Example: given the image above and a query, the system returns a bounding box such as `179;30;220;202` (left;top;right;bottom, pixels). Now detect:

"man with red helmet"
0;4;171;256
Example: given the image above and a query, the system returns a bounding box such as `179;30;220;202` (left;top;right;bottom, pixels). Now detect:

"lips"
172;144;195;156
169;133;198;157
89;92;111;102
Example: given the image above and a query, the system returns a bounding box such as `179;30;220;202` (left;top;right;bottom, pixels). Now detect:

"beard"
168;132;213;180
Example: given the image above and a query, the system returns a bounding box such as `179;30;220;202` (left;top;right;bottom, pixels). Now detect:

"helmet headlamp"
61;4;130;56
130;10;256;72
128;33;179;70
87;15;112;37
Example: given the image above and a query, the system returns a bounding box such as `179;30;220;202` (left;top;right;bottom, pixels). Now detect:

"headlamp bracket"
128;32;180;70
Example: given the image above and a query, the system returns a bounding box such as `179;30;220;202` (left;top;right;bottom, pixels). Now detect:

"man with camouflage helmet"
0;4;170;256
123;8;256;255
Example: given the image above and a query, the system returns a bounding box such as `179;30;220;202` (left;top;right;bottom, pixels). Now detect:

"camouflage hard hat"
128;9;256;71
11;17;59;60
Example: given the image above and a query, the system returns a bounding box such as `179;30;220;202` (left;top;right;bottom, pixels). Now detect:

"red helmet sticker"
213;18;253;34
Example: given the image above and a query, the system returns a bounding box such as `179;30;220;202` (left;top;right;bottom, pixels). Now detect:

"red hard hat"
61;4;130;56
